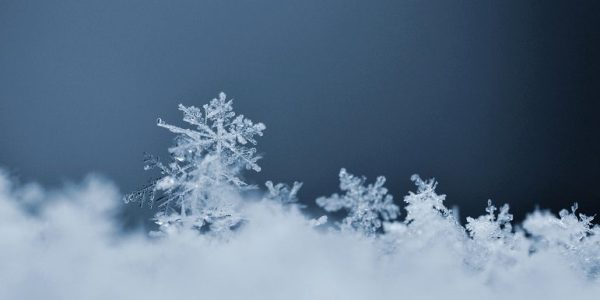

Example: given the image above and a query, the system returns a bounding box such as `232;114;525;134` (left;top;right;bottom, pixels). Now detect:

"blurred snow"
0;170;598;300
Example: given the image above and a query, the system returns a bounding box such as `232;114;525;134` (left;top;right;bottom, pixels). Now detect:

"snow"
1;93;599;299
1;171;599;300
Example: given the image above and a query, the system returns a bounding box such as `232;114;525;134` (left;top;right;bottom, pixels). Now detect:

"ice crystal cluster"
1;92;599;299
123;92;600;281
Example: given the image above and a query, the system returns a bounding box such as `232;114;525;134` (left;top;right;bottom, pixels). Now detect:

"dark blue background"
1;1;599;225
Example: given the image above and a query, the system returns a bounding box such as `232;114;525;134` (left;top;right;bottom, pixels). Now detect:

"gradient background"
1;1;599;226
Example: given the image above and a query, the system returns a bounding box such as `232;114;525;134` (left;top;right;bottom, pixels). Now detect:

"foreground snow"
0;171;599;300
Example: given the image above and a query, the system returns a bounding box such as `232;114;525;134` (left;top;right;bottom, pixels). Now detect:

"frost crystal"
464;200;528;275
316;168;399;236
125;92;265;236
466;199;513;242
404;174;451;224
381;174;467;253
264;181;303;205
523;203;600;277
157;92;265;175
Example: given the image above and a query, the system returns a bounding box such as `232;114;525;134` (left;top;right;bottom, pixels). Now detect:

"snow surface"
0;170;599;300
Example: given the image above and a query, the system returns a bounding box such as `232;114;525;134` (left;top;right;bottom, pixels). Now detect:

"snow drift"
0;170;599;300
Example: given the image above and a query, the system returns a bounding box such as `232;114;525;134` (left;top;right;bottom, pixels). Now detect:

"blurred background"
1;1;599;227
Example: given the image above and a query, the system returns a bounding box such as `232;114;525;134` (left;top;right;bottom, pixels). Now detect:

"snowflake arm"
265;181;303;205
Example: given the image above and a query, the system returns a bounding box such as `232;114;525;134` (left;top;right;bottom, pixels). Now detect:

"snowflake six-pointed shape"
157;92;266;172
316;168;399;236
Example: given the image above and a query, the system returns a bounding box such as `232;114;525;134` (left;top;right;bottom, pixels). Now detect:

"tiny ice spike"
316;168;399;236
125;92;265;236
265;181;303;205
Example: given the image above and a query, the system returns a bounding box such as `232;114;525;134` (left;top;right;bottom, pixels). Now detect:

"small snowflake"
316;168;399;236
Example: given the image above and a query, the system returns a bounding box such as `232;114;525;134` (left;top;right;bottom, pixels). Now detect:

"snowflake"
466;199;513;242
125;92;265;236
523;203;600;277
316;168;399;236
157;92;265;176
403;174;451;224
464;200;527;274
388;174;467;253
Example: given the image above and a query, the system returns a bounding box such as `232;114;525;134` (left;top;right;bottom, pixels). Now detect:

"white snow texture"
1;93;599;300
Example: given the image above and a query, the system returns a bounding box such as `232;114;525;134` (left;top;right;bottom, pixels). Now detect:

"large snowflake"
125;92;265;235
